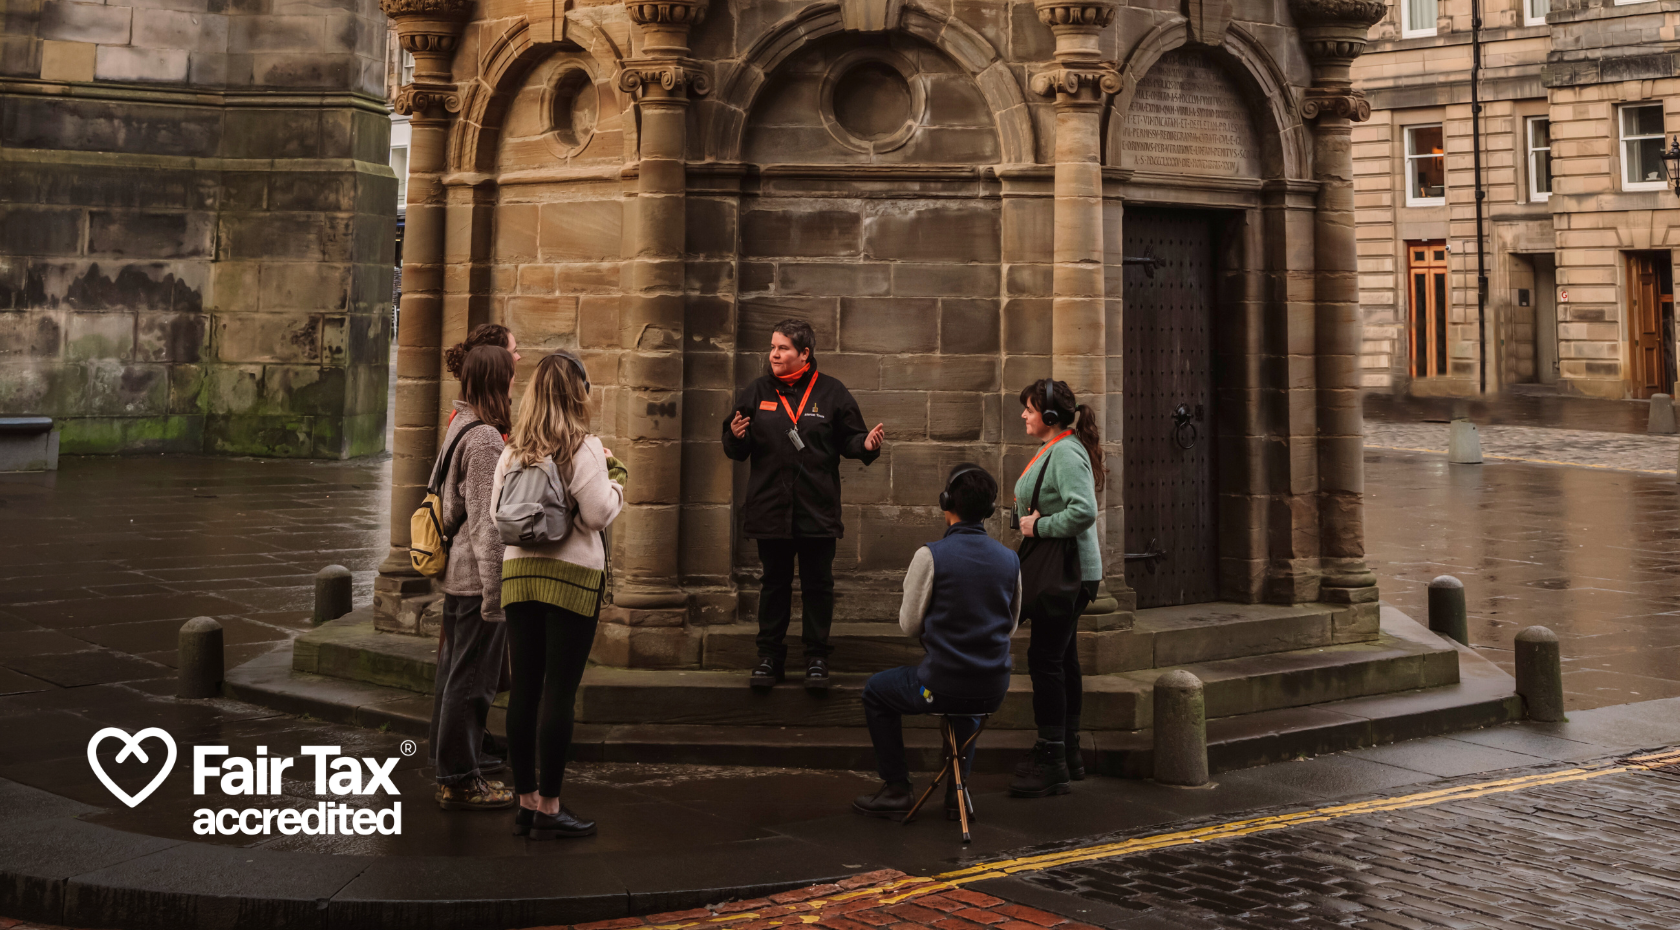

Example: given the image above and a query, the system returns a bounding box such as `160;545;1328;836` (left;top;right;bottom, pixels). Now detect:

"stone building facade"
372;0;1390;661
1353;0;1680;399
0;0;397;455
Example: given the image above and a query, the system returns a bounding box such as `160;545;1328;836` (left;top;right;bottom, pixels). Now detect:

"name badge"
758;401;778;411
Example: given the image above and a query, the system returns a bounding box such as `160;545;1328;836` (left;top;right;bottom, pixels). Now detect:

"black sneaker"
529;806;596;839
1008;739;1071;798
804;657;831;690
750;656;784;688
852;781;914;819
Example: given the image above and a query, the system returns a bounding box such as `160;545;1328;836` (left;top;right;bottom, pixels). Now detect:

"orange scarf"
774;361;811;384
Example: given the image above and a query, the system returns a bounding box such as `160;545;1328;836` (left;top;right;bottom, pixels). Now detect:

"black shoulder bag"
1016;445;1084;624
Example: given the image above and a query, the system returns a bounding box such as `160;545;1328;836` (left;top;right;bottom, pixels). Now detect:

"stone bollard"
178;617;224;699
1515;626;1566;722
1648;394;1677;435
1427;575;1468;645
313;565;353;625
1153;670;1209;786
1447;418;1483;464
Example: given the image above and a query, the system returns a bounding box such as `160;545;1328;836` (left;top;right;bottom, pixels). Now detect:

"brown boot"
438;775;516;811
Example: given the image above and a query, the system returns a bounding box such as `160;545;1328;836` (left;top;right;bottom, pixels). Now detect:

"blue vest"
917;521;1019;699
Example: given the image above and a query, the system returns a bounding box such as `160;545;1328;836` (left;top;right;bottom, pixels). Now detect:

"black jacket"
721;368;879;539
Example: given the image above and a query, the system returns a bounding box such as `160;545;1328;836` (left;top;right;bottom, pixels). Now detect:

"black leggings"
505;601;598;797
1026;581;1099;731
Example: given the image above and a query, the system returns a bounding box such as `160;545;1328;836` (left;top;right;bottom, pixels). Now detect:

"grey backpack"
494;456;573;546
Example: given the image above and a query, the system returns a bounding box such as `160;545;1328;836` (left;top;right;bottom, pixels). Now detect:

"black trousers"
1026;581;1099;731
505;601;598;797
755;537;837;659
428;595;508;785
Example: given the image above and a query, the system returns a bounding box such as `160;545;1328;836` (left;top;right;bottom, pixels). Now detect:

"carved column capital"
1288;0;1385;106
624;0;708;57
1033;0;1117;29
617;61;711;100
393;85;463;118
382;0;470;116
1030;64;1123;105
1300;88;1371;122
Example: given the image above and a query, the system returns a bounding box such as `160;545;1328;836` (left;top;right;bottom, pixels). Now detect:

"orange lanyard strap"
1020;431;1073;478
779;372;818;426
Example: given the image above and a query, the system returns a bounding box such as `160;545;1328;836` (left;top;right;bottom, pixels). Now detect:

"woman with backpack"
494;351;626;839
430;344;518;812
1008;378;1105;799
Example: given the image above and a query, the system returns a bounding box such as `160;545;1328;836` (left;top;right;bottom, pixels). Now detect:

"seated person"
853;464;1021;820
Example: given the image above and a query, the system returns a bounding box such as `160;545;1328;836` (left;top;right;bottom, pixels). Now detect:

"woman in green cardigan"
1010;378;1106;798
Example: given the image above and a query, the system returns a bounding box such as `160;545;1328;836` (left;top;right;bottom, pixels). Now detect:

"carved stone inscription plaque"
1119;50;1260;179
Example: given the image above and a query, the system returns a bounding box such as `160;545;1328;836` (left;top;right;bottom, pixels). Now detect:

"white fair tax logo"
87;727;179;809
192;745;405;837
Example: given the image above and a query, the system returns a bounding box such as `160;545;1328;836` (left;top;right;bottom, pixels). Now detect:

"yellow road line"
643;764;1636;929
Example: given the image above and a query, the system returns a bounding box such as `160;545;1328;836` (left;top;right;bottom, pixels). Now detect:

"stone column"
373;0;470;633
1030;2;1129;630
595;0;710;660
1293;0;1385;631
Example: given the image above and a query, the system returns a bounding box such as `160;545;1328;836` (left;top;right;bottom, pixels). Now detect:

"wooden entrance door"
1627;253;1675;398
1407;241;1449;379
1123;209;1219;609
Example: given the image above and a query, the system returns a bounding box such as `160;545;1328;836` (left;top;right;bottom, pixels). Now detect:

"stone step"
293;607;1457;731
224;612;1520;776
698;602;1344;674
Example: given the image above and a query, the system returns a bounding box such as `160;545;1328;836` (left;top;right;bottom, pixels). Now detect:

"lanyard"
1020;430;1073;478
778;371;818;426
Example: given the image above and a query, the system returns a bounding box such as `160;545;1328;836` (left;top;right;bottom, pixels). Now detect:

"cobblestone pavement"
1364;445;1680;710
1366;421;1678;476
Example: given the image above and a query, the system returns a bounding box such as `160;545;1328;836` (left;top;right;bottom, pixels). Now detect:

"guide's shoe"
1007;740;1071;798
804;657;831;690
529;806;597;839
852;781;915;819
749;655;785;689
512;807;535;836
438;776;516;811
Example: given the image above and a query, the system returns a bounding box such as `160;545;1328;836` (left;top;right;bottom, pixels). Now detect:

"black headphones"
1040;379;1069;427
551;351;590;394
939;466;994;516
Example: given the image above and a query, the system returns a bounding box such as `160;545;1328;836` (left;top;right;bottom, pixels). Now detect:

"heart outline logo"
87;727;177;809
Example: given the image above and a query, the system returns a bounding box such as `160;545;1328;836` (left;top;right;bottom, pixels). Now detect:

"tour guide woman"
1010;378;1105;798
723;319;885;689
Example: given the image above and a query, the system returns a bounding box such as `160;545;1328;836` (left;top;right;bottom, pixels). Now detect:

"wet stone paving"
1015;754;1680;930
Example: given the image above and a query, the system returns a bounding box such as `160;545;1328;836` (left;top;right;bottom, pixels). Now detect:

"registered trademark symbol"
399;739;416;757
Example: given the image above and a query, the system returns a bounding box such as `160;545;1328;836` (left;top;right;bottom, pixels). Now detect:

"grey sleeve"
463;433;507;622
899;547;935;639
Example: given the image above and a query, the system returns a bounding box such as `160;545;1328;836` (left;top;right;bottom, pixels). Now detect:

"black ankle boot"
1008;739;1071;798
1066;718;1086;781
852;781;914;819
944;780;973;822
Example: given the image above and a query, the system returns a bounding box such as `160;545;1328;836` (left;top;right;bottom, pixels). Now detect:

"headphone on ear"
939;466;994;516
1040;379;1067;427
552;351;591;395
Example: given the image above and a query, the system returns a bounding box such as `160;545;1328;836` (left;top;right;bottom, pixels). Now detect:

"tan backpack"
409;423;490;576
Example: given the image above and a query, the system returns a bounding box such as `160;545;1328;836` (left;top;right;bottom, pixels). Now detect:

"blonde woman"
493;351;626;840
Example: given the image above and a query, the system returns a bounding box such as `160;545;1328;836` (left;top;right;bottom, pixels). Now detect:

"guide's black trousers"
755;537;837;659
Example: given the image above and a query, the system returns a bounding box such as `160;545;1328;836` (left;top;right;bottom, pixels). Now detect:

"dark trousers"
755;537;837;659
862;665;1004;785
505;601;598;797
1026;581;1099;732
429;595;509;785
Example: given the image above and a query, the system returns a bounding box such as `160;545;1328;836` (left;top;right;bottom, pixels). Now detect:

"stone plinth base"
372;572;442;636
